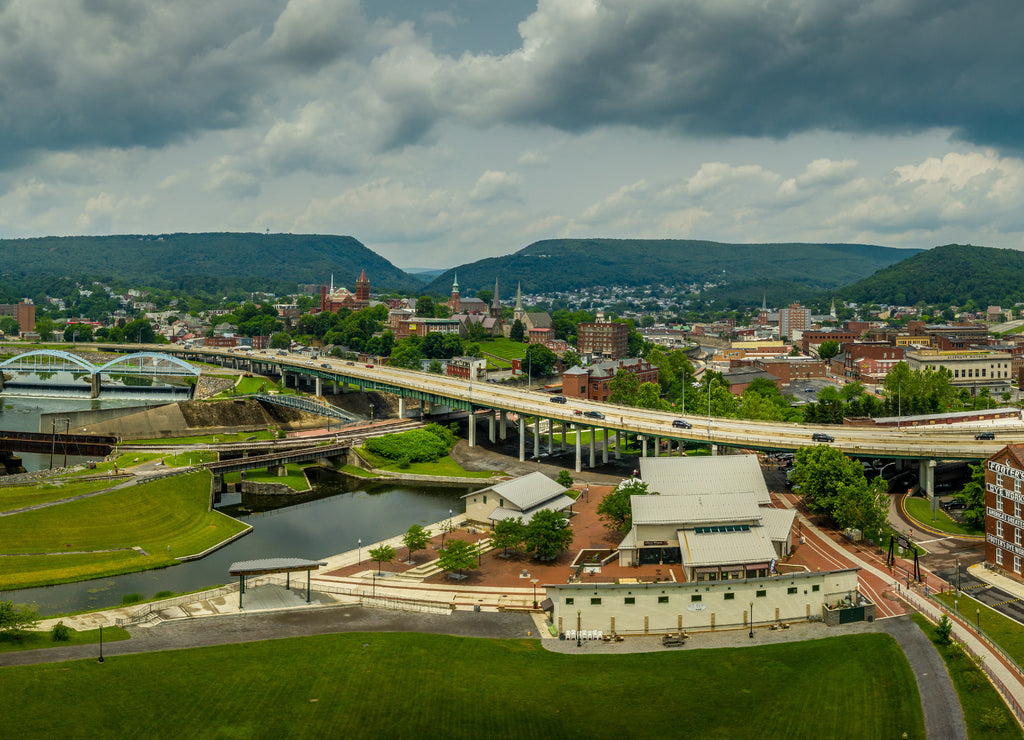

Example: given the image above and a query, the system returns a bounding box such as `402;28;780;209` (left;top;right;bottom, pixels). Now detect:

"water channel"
0;387;470;615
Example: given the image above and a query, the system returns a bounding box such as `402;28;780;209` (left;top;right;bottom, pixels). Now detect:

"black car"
583;410;605;419
549;396;567;404
672;419;692;429
811;432;834;443
975;431;995;440
943;500;967;511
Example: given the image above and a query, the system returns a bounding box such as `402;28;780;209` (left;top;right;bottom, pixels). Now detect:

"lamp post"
98;625;104;663
977;608;981;631
357;538;362;565
369;402;374;422
531;578;539;608
62;419;71;468
749;601;754;639
577;609;582;648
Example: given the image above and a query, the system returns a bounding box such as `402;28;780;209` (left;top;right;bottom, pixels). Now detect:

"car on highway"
975;431;995;440
320;363;331;369
549;395;567;404
583;410;605;419
811;432;834;443
672;419;692;429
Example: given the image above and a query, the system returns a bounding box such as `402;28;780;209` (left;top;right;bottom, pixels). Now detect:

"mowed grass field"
0;478;115;513
0;631;923;739
0;471;248;589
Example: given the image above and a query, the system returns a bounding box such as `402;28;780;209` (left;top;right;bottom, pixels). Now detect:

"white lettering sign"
987;507;1024;530
987;533;1024;558
988;461;1024;482
986;482;1024;505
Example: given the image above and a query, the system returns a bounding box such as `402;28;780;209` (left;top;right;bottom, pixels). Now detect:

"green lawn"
912;614;1023;738
903;496;983;537
476;337;529;361
0;479;116;513
162;451;219;467
0;631;922;739
0;625;130;654
231;375;273;395
128;430;279;445
242;463;312;491
0;471;248;589
358;449;503;478
338;465;380;478
935;591;1024;669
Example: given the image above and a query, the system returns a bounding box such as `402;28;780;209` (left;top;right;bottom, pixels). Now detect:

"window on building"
483;495;487;504
690;595;702;603
1016;528;1021;547
724;592;735;600
787;587;798;594
590;598;601;605
812;585;820;592
1016;502;1022;519
624;597;635;605
756;590;766;598
996;548;1003;565
657;596;669;604
1016;556;1022;574
997;521;1004;539
565;598;574;605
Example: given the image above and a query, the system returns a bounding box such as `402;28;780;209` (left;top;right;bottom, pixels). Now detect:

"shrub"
935;613;953;645
121;593;143;605
154;591;175;600
556;470;573;488
51;621;72;642
396;455;411;469
365;427;453;463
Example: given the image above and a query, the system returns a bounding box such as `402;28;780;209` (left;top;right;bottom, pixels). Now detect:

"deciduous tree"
491;517;526;558
437;538;478;579
525;510;574;559
368;544;394;574
597;478;657;532
402;524;431;564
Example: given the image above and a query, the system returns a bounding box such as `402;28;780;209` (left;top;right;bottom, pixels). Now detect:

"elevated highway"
88;344;1024;483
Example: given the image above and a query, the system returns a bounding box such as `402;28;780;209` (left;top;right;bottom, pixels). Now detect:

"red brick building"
319;271;371;313
577;321;628;359
0;300;35;333
985;445;1024;581
394;318;461;339
801;329;860;356
562;358;659;402
445;356;486;380
752;357;827;384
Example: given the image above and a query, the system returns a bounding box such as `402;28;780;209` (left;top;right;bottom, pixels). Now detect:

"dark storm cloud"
0;0;363;164
432;0;1024;151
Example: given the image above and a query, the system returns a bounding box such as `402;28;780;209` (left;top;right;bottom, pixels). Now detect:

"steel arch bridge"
0;350;199;378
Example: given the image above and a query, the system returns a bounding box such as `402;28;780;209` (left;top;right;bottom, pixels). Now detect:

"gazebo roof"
229;557;327;577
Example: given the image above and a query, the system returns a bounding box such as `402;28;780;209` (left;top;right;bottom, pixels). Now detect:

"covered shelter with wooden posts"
228;557;327;610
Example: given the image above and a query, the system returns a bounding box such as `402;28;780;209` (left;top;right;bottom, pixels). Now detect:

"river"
0;390;471;615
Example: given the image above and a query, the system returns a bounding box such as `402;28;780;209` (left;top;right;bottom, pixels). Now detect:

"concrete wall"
548;568;859;635
40;403;167;434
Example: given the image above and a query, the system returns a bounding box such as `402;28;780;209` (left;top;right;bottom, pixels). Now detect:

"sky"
1;0;1023;270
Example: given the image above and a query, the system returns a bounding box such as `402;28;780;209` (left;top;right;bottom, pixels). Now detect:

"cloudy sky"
1;0;1022;269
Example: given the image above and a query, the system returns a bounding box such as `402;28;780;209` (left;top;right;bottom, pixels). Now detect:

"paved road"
879;616;967;739
0;606;536;668
935;563;1024;625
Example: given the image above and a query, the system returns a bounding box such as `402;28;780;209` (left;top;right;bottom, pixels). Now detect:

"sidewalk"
968;562;1024;600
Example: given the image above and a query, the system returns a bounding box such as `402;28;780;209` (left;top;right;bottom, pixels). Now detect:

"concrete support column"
90;373;101;398
500;410;508;440
654;437;660;457
273;464;286;477
919;459;936;498
519;417;526;461
561;425;567;452
488;411;496;444
711;444;718;456
615;430;622;460
315;377;323;396
333;380;340;394
548;421;554;455
589;429;596;468
534;417;541;459
602;430;609;464
398;397;406;418
468;409;476;447
575;425;582;473
642;437;648;457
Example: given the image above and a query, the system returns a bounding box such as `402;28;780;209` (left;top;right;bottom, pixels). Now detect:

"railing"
253;393;356;422
115;582;241;626
254;575;453;615
900;588;1024;728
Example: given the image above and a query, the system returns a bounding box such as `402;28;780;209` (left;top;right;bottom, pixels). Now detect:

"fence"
900;588;1024;728
254;574;453;615
115;583;241;626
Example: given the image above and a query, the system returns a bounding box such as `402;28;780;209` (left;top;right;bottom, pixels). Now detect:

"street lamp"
577;609;582;648
531;578;539;608
749;601;754;639
369;402;374;422
357;538;362;565
98;625;104;663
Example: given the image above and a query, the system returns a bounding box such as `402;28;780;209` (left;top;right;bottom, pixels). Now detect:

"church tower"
355;270;370;302
514;282;525;324
490;278;501;319
449;273;460;313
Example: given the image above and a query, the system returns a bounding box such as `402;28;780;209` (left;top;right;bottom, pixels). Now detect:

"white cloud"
469;170;523;202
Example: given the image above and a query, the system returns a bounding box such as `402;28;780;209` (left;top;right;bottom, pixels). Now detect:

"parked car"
975;431;995;440
942;500;967;511
672;419;692;429
811;432;834;443
583;410;605;419
549;395;567;404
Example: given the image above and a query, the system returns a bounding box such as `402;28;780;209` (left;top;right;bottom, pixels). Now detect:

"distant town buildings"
319;271;370;313
0;300;35;333
577;315;628;359
562;357;659;402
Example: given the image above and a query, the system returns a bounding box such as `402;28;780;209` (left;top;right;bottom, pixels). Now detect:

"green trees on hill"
364;424;458;463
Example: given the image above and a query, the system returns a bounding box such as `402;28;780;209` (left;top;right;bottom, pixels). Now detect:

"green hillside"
0;233;420;295
424;238;919;295
841;244;1024;307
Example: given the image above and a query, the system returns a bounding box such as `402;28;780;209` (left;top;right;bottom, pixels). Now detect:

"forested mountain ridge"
840;244;1024;308
0;233;421;297
423;238;920;295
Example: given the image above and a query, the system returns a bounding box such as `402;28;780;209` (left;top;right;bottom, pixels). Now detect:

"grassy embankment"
128;430;279;445
356;448;502;479
903;495;983;537
911;614;1023;737
0;632;922;738
0;470;247;590
934;590;1024;669
0;626;130;654
222;463;313;492
0;479;119;513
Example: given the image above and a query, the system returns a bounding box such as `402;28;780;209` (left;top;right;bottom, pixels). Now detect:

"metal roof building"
462;470;575;526
638;455;771;505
